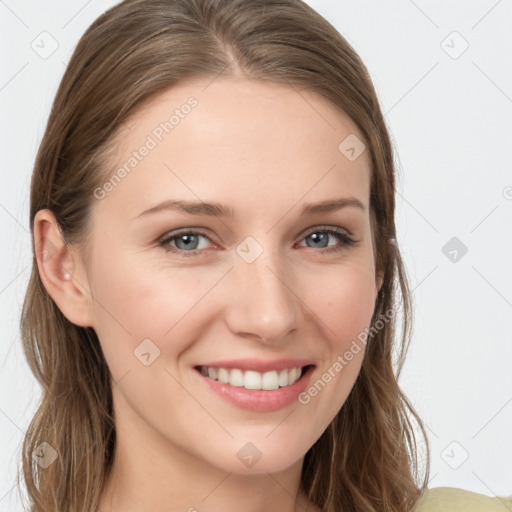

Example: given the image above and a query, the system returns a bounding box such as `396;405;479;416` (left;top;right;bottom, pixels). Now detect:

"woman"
19;0;511;511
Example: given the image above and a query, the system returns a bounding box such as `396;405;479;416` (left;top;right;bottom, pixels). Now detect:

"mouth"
193;364;315;391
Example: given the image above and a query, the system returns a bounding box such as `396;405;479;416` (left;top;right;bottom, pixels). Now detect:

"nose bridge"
227;237;299;341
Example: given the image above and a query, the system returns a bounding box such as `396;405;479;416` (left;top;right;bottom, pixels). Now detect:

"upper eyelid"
301;225;351;237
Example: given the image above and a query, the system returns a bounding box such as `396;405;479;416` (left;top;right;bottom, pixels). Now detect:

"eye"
297;226;356;253
158;229;213;256
158;226;356;256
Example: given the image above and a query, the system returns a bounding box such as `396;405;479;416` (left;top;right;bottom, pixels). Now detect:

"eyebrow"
134;196;365;220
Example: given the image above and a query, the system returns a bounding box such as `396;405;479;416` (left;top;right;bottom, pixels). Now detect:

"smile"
198;365;304;390
193;364;315;412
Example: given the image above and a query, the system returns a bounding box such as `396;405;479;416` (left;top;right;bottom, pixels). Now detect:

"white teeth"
218;368;229;384
244;371;261;389
199;366;304;390
229;368;244;387
262;370;279;390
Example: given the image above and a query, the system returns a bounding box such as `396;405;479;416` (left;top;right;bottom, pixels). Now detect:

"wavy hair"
19;0;430;510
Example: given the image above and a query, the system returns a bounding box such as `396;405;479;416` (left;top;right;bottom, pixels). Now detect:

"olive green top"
414;487;512;511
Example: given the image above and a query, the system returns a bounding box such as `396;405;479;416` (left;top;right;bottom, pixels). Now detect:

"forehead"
98;78;371;221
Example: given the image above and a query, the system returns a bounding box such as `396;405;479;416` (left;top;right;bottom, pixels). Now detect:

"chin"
202;435;310;475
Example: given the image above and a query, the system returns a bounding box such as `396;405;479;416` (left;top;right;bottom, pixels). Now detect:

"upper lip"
195;358;315;373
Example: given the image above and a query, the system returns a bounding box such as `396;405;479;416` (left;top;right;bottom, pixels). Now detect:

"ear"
33;209;94;328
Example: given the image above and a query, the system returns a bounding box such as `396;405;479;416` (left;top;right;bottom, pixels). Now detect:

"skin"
34;77;383;512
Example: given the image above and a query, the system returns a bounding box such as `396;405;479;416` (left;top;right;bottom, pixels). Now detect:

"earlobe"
33;209;94;328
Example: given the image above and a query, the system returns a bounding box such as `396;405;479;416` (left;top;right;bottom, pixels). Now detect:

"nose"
224;244;300;345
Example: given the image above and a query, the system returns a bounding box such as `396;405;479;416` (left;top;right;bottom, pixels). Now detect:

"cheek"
85;252;219;432
297;262;376;424
307;259;377;351
86;248;228;368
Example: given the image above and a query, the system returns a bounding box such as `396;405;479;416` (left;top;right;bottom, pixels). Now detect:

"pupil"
310;233;327;248
177;234;197;250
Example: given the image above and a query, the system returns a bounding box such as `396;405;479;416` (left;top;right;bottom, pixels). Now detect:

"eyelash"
158;226;356;257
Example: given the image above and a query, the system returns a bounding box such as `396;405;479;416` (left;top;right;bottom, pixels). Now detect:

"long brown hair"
19;0;430;510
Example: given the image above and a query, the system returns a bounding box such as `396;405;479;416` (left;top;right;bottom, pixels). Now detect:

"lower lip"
193;365;315;412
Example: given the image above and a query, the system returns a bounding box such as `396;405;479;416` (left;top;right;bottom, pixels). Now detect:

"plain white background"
1;0;511;510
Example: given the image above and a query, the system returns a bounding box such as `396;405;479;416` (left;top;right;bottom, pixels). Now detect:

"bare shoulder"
413;486;512;512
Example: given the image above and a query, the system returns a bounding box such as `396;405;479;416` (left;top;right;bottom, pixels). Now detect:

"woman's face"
80;77;382;474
